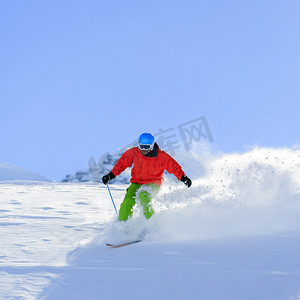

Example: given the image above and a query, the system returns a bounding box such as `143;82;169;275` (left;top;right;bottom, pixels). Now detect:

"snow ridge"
0;163;51;182
62;150;130;183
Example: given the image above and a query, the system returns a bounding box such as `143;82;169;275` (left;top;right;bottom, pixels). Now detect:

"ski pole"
106;183;118;215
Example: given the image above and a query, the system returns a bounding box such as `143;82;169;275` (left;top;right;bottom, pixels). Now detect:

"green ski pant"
118;183;160;221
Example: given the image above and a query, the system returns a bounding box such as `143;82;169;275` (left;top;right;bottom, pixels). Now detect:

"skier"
102;133;192;221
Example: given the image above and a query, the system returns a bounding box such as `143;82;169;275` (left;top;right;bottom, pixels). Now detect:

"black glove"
102;172;115;185
181;174;192;188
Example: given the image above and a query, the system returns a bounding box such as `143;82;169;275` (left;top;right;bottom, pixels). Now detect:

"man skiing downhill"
102;133;192;221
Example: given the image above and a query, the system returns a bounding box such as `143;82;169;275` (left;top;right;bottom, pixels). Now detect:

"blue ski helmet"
138;133;154;144
138;133;155;150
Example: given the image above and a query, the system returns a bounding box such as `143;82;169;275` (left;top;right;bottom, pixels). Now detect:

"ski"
106;239;143;248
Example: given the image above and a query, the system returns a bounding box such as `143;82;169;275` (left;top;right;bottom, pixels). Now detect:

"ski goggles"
138;142;154;151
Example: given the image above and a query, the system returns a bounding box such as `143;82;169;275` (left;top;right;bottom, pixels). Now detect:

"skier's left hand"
181;175;192;188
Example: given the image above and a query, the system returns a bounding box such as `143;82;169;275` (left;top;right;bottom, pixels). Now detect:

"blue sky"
1;0;299;181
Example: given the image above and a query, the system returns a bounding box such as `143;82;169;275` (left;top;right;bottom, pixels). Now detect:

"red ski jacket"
111;143;185;186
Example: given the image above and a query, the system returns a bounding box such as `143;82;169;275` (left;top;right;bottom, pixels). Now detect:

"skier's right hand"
102;172;115;185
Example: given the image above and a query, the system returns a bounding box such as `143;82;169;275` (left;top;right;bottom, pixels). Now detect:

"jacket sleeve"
111;149;134;176
163;152;185;180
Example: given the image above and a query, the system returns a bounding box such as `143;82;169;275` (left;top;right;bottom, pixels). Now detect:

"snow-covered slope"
1;147;300;299
0;163;51;182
